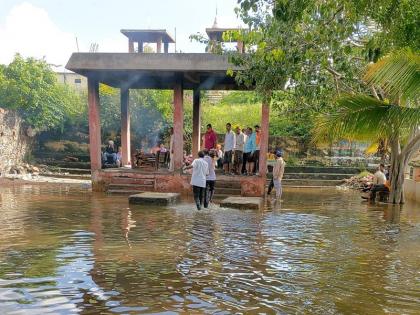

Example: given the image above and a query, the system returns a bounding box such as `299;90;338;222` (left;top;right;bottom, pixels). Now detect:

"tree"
313;49;420;204
227;0;419;139
0;54;84;130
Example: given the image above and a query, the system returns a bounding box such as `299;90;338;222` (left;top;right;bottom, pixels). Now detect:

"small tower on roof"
121;29;175;53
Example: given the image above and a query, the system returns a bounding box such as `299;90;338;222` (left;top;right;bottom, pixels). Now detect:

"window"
74;78;82;84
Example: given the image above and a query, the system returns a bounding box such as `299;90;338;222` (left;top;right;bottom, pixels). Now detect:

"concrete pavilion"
65;29;269;196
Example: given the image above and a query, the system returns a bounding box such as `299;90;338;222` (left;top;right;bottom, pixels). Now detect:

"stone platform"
128;192;180;205
220;197;263;210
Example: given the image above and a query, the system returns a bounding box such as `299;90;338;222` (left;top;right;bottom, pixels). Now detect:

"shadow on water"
0;184;419;314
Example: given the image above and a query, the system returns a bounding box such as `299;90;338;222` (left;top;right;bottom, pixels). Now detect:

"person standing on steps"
185;151;209;210
203;124;217;151
234;126;246;175
203;149;216;206
254;125;261;175
223;123;236;175
272;150;286;200
169;127;174;171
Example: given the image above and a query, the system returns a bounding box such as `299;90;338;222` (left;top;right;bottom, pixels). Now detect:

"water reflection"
0;184;419;314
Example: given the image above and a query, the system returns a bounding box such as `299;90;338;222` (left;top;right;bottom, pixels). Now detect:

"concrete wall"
0;108;31;176
404;179;420;203
55;72;87;91
405;167;420;203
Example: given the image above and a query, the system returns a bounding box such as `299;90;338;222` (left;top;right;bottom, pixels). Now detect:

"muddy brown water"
0;184;419;314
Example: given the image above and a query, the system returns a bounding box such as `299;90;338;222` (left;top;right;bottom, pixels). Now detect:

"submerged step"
129;192;180;205
220;196;263;210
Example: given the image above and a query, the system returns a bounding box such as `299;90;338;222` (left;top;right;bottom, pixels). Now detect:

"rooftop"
121;29;175;43
66;53;245;90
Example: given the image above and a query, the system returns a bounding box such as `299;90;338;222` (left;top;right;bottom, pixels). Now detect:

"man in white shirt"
272;150;286;200
203;149;216;207
363;164;389;201
233;126;246;174
185;151;209;210
223;122;236;175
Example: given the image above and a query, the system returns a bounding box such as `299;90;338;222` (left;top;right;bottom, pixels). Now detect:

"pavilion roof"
205;27;242;42
66;53;247;90
121;29;175;43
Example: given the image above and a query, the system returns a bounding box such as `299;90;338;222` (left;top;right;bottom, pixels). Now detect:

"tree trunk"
389;156;405;204
389;137;405;204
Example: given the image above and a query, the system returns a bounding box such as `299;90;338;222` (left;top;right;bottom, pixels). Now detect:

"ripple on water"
0;185;419;313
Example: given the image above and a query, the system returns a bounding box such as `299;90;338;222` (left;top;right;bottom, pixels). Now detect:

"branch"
327;67;343;78
401;131;420;161
370;86;380;100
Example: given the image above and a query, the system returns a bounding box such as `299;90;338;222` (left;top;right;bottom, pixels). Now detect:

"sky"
0;0;243;70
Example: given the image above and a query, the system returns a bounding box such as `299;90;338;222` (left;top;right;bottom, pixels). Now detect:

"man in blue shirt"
243;127;256;175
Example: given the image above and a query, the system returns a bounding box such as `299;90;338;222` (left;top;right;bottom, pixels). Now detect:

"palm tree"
314;49;420;204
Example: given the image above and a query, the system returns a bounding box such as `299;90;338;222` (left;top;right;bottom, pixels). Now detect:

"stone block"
129;192;180;205
220;196;263;210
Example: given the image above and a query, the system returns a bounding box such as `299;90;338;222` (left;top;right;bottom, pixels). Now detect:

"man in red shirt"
203;124;217;151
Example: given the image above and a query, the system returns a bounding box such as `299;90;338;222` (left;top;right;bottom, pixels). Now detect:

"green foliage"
0;54;84;130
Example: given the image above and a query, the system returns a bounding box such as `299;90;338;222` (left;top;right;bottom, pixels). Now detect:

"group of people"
185;122;286;210
203;123;263;176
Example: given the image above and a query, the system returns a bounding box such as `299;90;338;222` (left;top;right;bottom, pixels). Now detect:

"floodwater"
0;184;419;314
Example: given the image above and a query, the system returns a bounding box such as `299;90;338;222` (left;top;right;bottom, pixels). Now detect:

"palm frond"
364;49;420;101
313;94;420;144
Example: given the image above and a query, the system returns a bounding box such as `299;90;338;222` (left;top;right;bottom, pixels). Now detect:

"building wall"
0;108;32;176
404;167;420;203
55;72;87;91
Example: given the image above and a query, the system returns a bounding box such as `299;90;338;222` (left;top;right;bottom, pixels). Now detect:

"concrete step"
214;187;241;196
282;166;363;174
215;181;242;189
108;189;149;195
40;173;91;180
283;173;352;180
282;179;343;187
110;177;155;185
47;167;91;175
108;183;154;191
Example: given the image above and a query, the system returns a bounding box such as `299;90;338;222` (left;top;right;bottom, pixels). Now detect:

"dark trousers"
267;178;274;194
241;153;247;174
193;185;205;209
206;180;215;205
371;184;389;201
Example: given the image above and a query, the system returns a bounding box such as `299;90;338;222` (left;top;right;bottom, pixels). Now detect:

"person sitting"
362;164;389;202
159;143;168;153
116;147;122;167
215;144;224;169
103;140;118;166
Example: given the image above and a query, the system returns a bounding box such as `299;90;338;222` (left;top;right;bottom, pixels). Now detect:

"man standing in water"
203;149;216;207
185;151;209;210
169;127;174;171
272;150;286;200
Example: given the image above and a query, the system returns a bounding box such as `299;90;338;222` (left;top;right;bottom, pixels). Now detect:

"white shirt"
373;170;386;185
224;130;236;152
235;132;246;151
190;158;209;188
204;155;216;180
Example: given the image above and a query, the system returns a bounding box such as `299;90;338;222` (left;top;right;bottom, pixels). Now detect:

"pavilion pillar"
128;40;134;53
192;88;201;156
88;78;102;171
157;36;162;53
173;81;184;170
258;97;270;176
164;42;169;53
120;88;131;166
138;41;143;53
